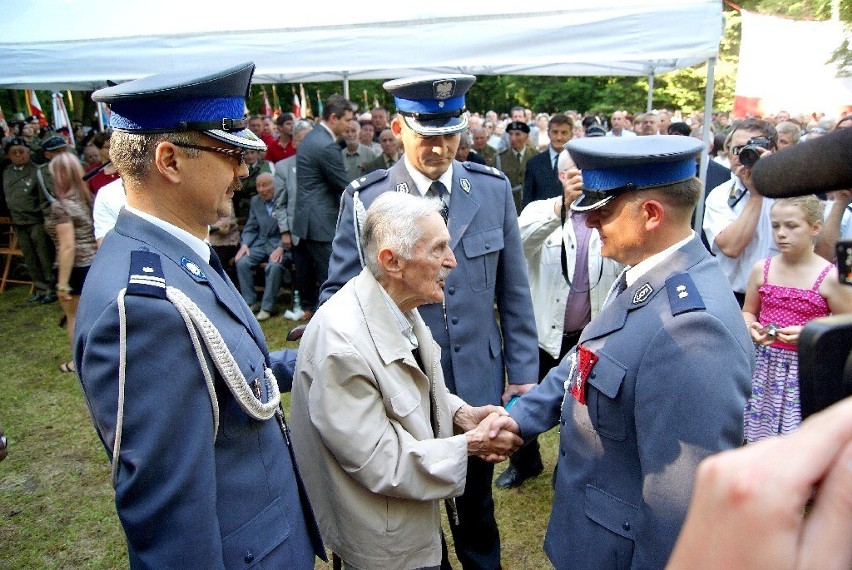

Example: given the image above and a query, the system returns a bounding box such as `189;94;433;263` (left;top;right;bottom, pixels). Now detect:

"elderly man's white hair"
361;192;445;279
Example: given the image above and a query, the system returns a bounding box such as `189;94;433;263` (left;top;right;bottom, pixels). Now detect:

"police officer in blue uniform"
320;75;539;569
73;63;324;569
502;136;754;569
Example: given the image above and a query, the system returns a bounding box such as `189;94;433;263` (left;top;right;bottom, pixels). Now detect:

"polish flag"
25;90;48;127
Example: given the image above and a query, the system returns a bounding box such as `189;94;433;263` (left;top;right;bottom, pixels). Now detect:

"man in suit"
74;62;324;568
235;172;286;321
274;120;315;318
293;94;353;314
494;121;536;214
499;136;753;569
320;74;539;570
523;113;573;208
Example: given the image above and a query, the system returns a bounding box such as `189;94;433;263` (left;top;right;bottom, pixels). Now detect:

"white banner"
734;11;852;119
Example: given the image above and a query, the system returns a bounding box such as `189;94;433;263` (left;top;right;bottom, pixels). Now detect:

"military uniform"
74;62;324;569
495;145;536;214
2;159;55;295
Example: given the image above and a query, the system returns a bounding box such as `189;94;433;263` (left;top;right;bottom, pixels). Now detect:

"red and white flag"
261;89;273;116
300;83;311;119
25;90;48;127
52;92;75;146
292;87;302;119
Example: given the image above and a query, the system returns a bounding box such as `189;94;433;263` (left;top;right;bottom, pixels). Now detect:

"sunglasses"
171;142;245;167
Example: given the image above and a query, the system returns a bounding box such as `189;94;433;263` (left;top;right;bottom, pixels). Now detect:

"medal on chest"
564;344;598;406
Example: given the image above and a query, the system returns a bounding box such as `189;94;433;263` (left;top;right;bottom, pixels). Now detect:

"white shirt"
92;178;126;240
606;129;637;137
702;177;777;294
403;156;453;200
126;206;211;263
823;199;852;239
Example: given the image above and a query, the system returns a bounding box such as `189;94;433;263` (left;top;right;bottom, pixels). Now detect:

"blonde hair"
771;195;824;226
48;153;93;209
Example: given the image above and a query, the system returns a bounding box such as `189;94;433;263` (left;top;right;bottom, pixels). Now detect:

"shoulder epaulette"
665;273;705;315
461;161;505;178
126;249;167;299
349;169;389;192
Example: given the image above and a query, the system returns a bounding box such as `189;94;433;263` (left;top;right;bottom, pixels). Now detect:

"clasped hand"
456;405;523;463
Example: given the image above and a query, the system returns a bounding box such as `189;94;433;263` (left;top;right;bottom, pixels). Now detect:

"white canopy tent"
0;0;723;91
0;0;723;230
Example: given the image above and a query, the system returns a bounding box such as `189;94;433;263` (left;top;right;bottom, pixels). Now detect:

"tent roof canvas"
0;0;723;90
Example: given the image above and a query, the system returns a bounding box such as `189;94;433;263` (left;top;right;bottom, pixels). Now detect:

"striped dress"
743;257;832;443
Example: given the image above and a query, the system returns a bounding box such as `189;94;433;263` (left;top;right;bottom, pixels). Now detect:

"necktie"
430;180;446;199
208;247;228;281
553;154;559;175
615;270;628;296
602;269;628;310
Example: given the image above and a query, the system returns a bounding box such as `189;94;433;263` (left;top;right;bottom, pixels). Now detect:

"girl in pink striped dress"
742;196;852;442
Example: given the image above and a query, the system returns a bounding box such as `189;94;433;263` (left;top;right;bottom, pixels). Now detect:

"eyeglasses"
171;142;245;167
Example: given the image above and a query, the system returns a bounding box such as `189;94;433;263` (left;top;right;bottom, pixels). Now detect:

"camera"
738;136;771;168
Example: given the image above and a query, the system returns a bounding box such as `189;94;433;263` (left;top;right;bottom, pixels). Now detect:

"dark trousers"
449;456;501;569
507;331;582;474
302;239;331;311
14;223;55;292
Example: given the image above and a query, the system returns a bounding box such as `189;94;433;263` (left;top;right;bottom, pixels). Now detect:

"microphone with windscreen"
751;127;852;198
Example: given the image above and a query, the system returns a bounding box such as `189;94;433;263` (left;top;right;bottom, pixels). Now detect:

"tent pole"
646;73;654;112
693;56;716;236
343;71;350;100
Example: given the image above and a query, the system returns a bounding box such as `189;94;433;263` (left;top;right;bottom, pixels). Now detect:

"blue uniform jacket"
320;160;539;406
74;210;323;569
510;236;753;569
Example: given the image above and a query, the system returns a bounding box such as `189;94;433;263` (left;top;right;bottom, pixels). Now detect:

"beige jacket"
290;269;468;570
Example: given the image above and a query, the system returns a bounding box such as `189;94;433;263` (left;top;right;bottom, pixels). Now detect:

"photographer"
703;118;778;305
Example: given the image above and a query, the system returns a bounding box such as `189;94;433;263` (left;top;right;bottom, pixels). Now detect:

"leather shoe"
495;462;544;490
286;323;308;342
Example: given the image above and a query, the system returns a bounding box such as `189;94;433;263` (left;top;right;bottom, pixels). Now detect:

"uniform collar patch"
396;182;409;193
180;256;207;281
460;178;471;192
632;283;653;304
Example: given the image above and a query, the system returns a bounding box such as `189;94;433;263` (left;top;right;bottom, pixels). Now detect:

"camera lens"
739;146;760;168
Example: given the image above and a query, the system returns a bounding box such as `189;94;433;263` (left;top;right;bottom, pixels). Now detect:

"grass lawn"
0;283;558;569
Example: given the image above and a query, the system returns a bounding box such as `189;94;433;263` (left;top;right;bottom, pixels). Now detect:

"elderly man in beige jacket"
290;192;521;570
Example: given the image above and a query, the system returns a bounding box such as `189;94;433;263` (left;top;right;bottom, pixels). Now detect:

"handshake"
455;404;523;463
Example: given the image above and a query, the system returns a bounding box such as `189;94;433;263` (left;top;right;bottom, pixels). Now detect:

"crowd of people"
1;64;852;570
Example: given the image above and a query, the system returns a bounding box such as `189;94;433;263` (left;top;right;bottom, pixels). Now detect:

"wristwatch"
57;284;73;293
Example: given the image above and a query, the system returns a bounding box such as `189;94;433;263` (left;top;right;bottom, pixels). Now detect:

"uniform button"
244;551;254;563
622;522;630;531
448;287;456;295
560;419;565;426
454;345;461;353
561;449;566;457
451;316;459;325
249;362;256;371
551;325;556;329
485;243;491;250
590;372;596;379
